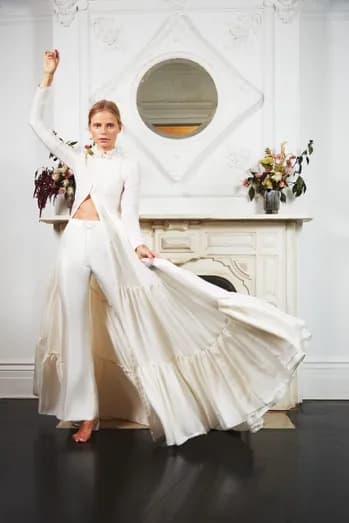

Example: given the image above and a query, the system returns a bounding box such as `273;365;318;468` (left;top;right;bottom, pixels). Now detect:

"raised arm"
29;49;79;170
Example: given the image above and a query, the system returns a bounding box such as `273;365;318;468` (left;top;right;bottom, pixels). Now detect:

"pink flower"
84;144;94;156
255;172;263;178
242;178;249;186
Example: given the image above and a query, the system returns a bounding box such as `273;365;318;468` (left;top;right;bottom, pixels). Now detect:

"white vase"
54;194;70;216
254;196;264;214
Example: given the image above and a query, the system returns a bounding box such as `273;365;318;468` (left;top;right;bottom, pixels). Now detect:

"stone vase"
263;190;280;214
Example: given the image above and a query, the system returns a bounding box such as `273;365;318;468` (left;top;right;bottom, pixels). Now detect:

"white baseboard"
299;359;349;400
1;360;349;400
0;363;35;398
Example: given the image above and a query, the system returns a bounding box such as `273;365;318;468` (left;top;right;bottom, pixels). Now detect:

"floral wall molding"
50;0;87;27
92;16;122;48
225;147;253;184
225;12;263;46
163;12;191;43
264;0;304;23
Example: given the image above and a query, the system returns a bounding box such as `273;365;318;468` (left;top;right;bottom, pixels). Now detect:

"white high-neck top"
29;86;144;250
91;145;118;159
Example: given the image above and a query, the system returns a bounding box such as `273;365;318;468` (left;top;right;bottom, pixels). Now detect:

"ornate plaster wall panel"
49;0;304;211
90;13;264;187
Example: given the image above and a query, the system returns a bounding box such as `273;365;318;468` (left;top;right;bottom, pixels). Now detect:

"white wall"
298;1;349;398
0;0;348;398
0;4;58;393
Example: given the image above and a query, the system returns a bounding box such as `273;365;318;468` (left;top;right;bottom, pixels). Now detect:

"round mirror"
136;58;218;139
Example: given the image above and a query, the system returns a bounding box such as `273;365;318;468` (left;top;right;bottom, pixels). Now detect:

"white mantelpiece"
40;214;312;224
140;214;312;222
138;214;310;312
142;214;311;409
40;213;311;409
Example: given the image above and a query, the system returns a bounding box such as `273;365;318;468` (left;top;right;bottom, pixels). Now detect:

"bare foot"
72;419;99;443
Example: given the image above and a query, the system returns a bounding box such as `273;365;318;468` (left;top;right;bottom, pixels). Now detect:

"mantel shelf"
39;214;313;225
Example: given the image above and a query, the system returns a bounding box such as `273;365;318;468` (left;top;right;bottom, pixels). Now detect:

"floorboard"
1;399;348;523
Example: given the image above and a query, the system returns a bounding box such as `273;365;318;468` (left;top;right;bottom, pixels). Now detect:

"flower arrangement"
243;140;314;203
84;144;94;156
33;132;77;217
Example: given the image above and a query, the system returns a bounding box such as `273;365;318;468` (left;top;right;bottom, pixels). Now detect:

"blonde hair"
88;100;122;127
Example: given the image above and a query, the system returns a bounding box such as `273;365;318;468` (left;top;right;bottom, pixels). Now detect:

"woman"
30;49;308;446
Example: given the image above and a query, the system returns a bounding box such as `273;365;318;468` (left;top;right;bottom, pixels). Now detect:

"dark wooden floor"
1;399;348;523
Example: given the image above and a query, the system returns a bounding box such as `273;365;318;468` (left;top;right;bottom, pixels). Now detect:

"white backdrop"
0;0;348;397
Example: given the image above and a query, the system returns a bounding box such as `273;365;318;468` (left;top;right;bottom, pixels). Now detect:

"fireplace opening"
198;275;236;292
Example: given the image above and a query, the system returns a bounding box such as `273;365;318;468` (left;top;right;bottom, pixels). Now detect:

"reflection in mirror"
136;58;218;139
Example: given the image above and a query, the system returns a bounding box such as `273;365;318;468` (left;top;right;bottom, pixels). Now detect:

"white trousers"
57;218;117;421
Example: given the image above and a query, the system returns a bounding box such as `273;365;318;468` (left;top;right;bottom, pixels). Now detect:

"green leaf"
292;175;306;197
248;186;255;201
296;175;305;190
280;191;286;203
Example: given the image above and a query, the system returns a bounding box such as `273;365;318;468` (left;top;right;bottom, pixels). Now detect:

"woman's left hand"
135;244;158;260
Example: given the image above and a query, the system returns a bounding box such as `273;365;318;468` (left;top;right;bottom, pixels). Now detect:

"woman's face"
89;110;121;151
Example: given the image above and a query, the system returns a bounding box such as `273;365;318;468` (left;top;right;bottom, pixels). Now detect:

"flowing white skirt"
34;200;308;446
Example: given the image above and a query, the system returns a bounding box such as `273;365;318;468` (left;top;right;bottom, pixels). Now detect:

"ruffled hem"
130;317;307;446
34;326;306;446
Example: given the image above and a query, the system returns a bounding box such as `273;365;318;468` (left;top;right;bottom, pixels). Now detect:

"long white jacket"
30;85;144;250
29;85;308;446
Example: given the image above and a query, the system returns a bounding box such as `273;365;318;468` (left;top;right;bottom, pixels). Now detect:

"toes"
72;429;91;443
72;420;97;443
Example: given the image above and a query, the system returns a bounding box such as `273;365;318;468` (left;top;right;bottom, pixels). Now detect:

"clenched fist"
43;49;60;76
